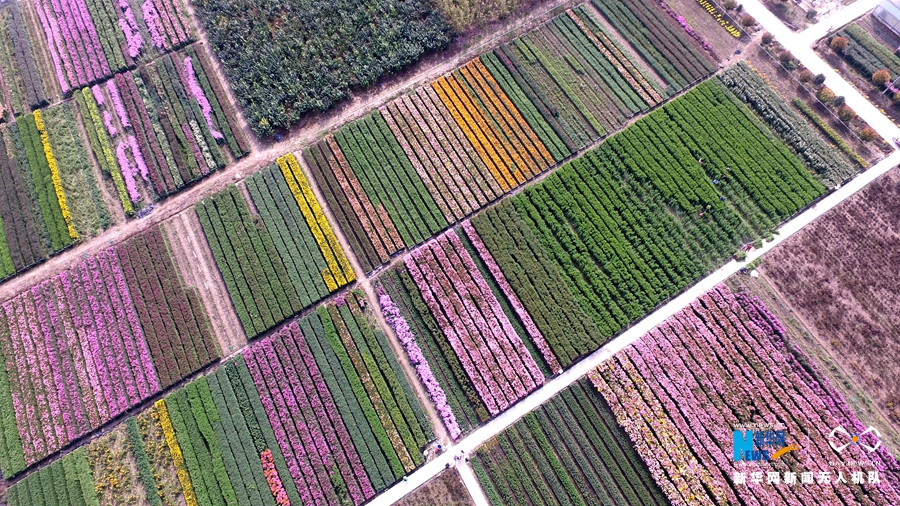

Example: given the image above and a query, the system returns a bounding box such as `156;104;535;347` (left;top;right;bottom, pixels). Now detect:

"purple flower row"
141;0;166;48
34;0;110;90
183;56;224;140
378;287;461;439
116;140;142;203
118;0;144;58
107;79;131;129
461;220;561;373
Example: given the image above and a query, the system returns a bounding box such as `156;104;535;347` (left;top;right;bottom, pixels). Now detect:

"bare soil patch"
757;167;900;452
395;469;474;506
667;0;746;58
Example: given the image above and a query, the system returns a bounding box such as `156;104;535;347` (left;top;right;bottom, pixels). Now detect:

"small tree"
741;14;756;26
779;51;797;70
724;0;737;8
859;126;877;142
762;32;774;45
893;92;900;105
873;69;891;85
832;95;846;107
806;9;818;20
817;87;835;103
829;36;849;52
813;73;826;85
837;105;856;122
798;69;814;82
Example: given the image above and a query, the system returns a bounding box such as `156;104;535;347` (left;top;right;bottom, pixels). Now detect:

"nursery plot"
473;379;667;506
468;81;824;367
74;45;248;216
0;226;218;477
29;0;194;94
0;104;109;282
379;228;553;437
761;169;900;431
591;285;900;505
244;294;432;502
718;62;860;186
196;153;355;339
307;5;717;275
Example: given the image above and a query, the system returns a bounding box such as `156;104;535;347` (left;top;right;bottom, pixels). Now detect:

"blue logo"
733;429;796;461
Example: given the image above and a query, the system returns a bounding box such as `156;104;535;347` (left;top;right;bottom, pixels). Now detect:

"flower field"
0;225;219;477
74;46;248;215
590;285;900;504
196;153;355;338
379;228;554;436
30;0;194;93
306;4;719;273
472;379;667;506
244;293;432;502
5;291;435;504
467;81;825;366
0;103;109;282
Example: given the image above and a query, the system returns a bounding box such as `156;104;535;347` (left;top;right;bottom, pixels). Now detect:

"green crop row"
473;379;667;506
837;24;900;78
335;113;447;247
7;447;98;506
718;62;861;186
197;186;304;337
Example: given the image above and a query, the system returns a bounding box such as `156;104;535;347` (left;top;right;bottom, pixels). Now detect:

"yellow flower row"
82;88;135;216
156;399;199;506
432;78;513;192
696;0;741;37
472;58;555;169
277;154;355;290
460;63;536;180
287;153;356;284
33;110;78;240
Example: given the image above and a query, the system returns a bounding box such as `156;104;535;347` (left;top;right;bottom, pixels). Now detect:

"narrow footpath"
370;3;900;503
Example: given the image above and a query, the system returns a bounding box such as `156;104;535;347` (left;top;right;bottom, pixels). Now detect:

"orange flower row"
433;77;518;191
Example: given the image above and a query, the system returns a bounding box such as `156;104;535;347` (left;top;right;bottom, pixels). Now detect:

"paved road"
371;3;900;503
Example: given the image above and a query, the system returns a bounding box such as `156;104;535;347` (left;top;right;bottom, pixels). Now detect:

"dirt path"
163;210;247;356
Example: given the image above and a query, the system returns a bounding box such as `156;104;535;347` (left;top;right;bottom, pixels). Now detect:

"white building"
874;0;900;37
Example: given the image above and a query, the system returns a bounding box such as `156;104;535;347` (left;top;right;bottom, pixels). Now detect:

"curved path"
372;2;900;503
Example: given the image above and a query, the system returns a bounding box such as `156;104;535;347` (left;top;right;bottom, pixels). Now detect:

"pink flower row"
245;322;375;506
0;248;160;465
377;287;461;439
594;285;900;505
405;231;543;416
461;220;561;373
33;0;111;92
